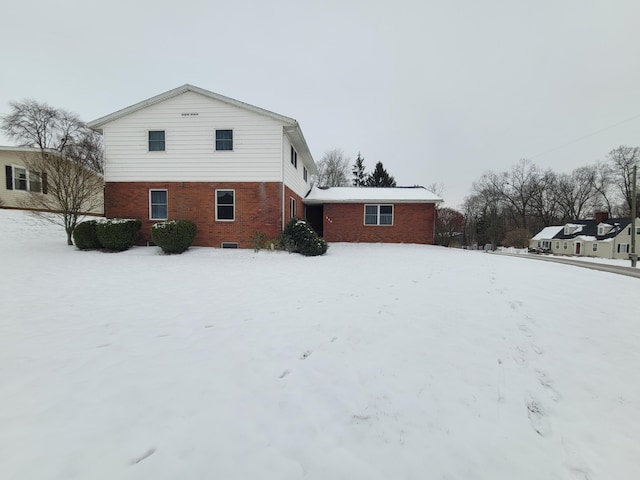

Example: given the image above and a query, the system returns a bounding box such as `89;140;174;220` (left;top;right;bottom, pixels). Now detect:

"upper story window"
364;204;393;225
303;166;308;182
149;189;168;220
291;146;297;168
216;130;233;151
148;131;165;151
216;190;235;221
5;165;45;193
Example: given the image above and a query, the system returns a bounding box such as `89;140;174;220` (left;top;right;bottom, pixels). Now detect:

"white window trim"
592;243;598;252
10;165;43;193
618;243;629;254
147;129;166;152
149;189;168;220
303;166;308;183
364;204;394;226
290;146;298;168
215;129;234;152
215;189;235;222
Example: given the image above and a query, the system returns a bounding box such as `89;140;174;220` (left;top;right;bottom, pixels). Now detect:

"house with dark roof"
88;85;442;247
532;213;639;260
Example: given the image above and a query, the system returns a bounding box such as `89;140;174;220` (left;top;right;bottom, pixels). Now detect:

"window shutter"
42;172;48;194
5;165;12;190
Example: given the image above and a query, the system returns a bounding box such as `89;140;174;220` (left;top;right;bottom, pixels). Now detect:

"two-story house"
88;84;442;248
88;84;316;248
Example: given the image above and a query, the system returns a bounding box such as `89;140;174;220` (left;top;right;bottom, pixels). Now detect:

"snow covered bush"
151;220;197;254
95;219;141;251
282;218;327;256
72;220;101;250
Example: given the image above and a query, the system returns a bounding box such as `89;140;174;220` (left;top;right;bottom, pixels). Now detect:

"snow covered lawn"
1;209;638;479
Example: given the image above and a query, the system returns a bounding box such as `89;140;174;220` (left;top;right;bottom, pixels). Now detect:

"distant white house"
530;213;639;260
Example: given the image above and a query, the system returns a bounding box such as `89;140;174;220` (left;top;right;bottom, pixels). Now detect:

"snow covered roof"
531;226;563;241
304;186;443;204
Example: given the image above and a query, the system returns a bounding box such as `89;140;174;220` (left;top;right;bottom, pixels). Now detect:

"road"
492;252;640;279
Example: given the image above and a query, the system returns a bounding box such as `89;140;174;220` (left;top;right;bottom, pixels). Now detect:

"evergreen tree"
366;161;396;187
352;152;367;186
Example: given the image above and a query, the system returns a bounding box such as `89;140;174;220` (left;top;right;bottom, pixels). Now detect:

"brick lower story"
320;202;436;244
105;182;284;248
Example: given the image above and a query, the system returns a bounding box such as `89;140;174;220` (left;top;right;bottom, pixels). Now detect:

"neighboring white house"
1;146;104;215
532;214;639;260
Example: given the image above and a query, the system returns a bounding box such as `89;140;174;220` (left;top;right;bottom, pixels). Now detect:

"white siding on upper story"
283;134;311;197
101;91;286;183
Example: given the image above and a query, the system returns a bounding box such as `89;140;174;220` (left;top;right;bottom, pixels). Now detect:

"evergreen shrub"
96;219;141;251
73;220;101;250
282;217;328;256
151;220;197;254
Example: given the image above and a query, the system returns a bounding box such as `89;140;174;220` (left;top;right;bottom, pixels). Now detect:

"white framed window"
555;241;560;249
290;146;297;168
149;189;168;220
597;226;605;235
592;243;598;252
216;189;235;221
6;165;44;193
364;204;393;226
148;130;165;151
215;130;233;151
618;243;629;254
563;242;568;250
290;197;296;219
303;166;308;182
541;240;551;249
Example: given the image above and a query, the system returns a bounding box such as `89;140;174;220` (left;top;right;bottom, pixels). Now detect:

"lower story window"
555;241;560;249
364;204;393;225
592;243;598;252
290;197;296;219
149;189;168;220
216;190;235;221
563;242;568;250
618;243;629;253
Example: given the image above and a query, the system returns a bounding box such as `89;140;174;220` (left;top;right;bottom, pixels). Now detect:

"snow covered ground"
1;209;638;480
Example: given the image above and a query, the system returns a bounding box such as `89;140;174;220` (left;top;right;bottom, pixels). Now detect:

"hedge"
151;220;197;254
96;219;141;251
73;220;101;250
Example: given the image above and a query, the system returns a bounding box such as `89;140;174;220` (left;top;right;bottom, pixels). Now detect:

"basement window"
221;242;238;249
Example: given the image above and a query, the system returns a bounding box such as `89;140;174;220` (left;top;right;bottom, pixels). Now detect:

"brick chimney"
595;211;609;224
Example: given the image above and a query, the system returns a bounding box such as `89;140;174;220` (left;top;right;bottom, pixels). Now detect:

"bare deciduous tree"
315;149;351;187
434;207;464;246
1;99;104;245
607;145;640;214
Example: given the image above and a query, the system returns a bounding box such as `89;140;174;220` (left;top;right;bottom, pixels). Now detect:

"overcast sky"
2;0;639;207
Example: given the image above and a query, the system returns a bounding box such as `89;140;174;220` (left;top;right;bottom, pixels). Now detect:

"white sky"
1;0;639;207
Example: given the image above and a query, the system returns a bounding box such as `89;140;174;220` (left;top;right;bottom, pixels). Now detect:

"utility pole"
631;165;637;268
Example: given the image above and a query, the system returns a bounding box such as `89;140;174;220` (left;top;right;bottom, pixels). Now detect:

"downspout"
281;127;285;231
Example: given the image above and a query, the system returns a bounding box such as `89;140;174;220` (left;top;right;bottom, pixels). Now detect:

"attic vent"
221;242;238;249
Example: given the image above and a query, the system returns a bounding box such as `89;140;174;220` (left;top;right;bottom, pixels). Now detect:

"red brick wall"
284;186;304;223
105;182;283;248
321;203;436;244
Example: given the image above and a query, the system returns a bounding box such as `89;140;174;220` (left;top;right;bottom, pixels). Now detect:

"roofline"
0;145;58;153
303;186;444;205
284;125;317;176
87;84;299;132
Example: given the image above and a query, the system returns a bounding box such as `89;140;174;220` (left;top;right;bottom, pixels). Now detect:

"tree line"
314;149;396;187
461;146;639;248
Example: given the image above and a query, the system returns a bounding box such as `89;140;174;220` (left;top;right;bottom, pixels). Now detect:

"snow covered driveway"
1;210;638;479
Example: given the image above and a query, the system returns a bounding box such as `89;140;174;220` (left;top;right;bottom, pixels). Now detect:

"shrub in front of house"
96;219;142;251
282;217;328;256
151;220;197;254
73;220;101;250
